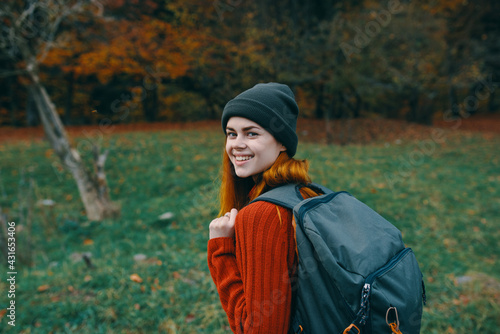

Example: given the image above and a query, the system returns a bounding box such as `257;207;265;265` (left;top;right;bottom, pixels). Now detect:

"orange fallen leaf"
185;313;196;323
83;239;94;245
130;273;143;283
0;309;7;319
38;284;50;292
44;149;53;158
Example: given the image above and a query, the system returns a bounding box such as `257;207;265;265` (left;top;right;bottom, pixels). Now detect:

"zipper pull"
356;283;371;326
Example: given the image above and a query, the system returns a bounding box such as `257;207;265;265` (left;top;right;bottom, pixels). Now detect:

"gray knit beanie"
221;82;299;157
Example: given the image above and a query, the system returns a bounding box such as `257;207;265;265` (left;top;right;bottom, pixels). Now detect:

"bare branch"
0;68;28;78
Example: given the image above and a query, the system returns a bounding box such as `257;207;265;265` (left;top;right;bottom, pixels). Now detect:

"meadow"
0;121;499;333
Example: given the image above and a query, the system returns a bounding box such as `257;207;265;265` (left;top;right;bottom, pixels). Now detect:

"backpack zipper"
355;247;412;326
296;191;350;221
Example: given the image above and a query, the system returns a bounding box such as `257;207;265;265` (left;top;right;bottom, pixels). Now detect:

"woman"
207;83;319;333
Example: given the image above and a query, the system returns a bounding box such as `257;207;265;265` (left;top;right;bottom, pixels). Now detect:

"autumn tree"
0;0;120;221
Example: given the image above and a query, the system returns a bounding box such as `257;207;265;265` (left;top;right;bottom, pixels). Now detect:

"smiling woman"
225;117;286;179
207;83;320;333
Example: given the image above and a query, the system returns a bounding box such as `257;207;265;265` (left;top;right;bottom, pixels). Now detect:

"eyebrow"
226;126;262;132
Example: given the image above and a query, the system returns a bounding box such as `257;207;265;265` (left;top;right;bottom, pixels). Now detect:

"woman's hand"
209;208;238;239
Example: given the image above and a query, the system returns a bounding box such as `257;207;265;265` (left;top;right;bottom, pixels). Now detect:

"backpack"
252;183;426;334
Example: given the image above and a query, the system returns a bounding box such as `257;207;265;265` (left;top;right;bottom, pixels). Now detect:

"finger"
228;208;238;224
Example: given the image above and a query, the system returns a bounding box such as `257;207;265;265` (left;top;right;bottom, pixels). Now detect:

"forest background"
1;0;499;127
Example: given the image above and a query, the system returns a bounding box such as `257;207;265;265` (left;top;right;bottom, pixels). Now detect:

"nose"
231;134;247;150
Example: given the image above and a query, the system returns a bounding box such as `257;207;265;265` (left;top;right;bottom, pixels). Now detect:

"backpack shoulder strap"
250;183;334;209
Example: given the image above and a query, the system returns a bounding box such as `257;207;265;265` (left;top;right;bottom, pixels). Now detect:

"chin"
235;171;252;179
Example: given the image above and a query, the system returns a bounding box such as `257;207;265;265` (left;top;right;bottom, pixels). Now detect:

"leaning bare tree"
0;0;120;221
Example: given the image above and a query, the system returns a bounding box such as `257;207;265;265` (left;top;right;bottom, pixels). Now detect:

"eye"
227;131;237;138
247;132;259;137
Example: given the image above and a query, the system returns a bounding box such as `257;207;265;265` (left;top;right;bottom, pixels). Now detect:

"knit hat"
221;82;299;157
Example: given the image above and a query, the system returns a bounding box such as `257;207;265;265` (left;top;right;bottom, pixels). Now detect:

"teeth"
235;156;253;161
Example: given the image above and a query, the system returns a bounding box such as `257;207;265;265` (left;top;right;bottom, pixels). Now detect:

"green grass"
0;127;499;333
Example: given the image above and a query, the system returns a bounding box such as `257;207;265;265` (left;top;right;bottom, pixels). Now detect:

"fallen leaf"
45;149;53;158
38;284;50;292
130;273;143;283
185;313;196;323
83;239;94;246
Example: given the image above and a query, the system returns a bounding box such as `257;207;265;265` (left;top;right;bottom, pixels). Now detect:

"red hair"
218;148;314;216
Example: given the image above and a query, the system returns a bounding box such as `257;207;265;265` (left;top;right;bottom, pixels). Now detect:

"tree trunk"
315;82;324;119
143;84;159;122
26;85;40;126
65;71;74;125
488;90;496;113
8;76;19;126
28;71;120;221
449;84;459;117
406;87;420;123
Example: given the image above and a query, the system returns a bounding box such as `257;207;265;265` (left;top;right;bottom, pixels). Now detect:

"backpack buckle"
343;324;360;334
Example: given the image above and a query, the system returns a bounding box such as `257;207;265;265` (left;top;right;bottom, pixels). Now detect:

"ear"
279;144;287;152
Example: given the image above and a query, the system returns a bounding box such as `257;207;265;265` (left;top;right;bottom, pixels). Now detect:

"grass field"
0;121;499;333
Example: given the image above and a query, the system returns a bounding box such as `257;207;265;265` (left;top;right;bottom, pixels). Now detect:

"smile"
235;155;254;161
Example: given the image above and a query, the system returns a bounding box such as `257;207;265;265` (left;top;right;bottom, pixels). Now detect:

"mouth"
233;155;254;164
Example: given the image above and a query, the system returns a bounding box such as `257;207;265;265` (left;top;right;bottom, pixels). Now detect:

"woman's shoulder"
242;199;278;212
238;200;291;222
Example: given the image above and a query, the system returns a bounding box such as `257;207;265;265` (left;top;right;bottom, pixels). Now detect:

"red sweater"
207;201;296;333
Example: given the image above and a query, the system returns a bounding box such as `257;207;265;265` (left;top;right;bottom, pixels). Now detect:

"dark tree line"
1;0;499;128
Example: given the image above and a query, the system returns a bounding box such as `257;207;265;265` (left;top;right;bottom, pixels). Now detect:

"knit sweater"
207;200;296;334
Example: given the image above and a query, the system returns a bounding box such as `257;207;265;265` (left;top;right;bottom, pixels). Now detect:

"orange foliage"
73;17;201;83
422;0;464;15
42;9;205;84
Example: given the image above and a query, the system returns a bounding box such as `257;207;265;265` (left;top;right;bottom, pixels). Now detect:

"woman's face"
225;117;286;179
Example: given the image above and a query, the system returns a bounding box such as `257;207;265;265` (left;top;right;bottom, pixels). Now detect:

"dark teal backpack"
252;183;426;334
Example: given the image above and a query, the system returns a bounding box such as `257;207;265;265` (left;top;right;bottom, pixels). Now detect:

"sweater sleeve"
207;202;296;334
